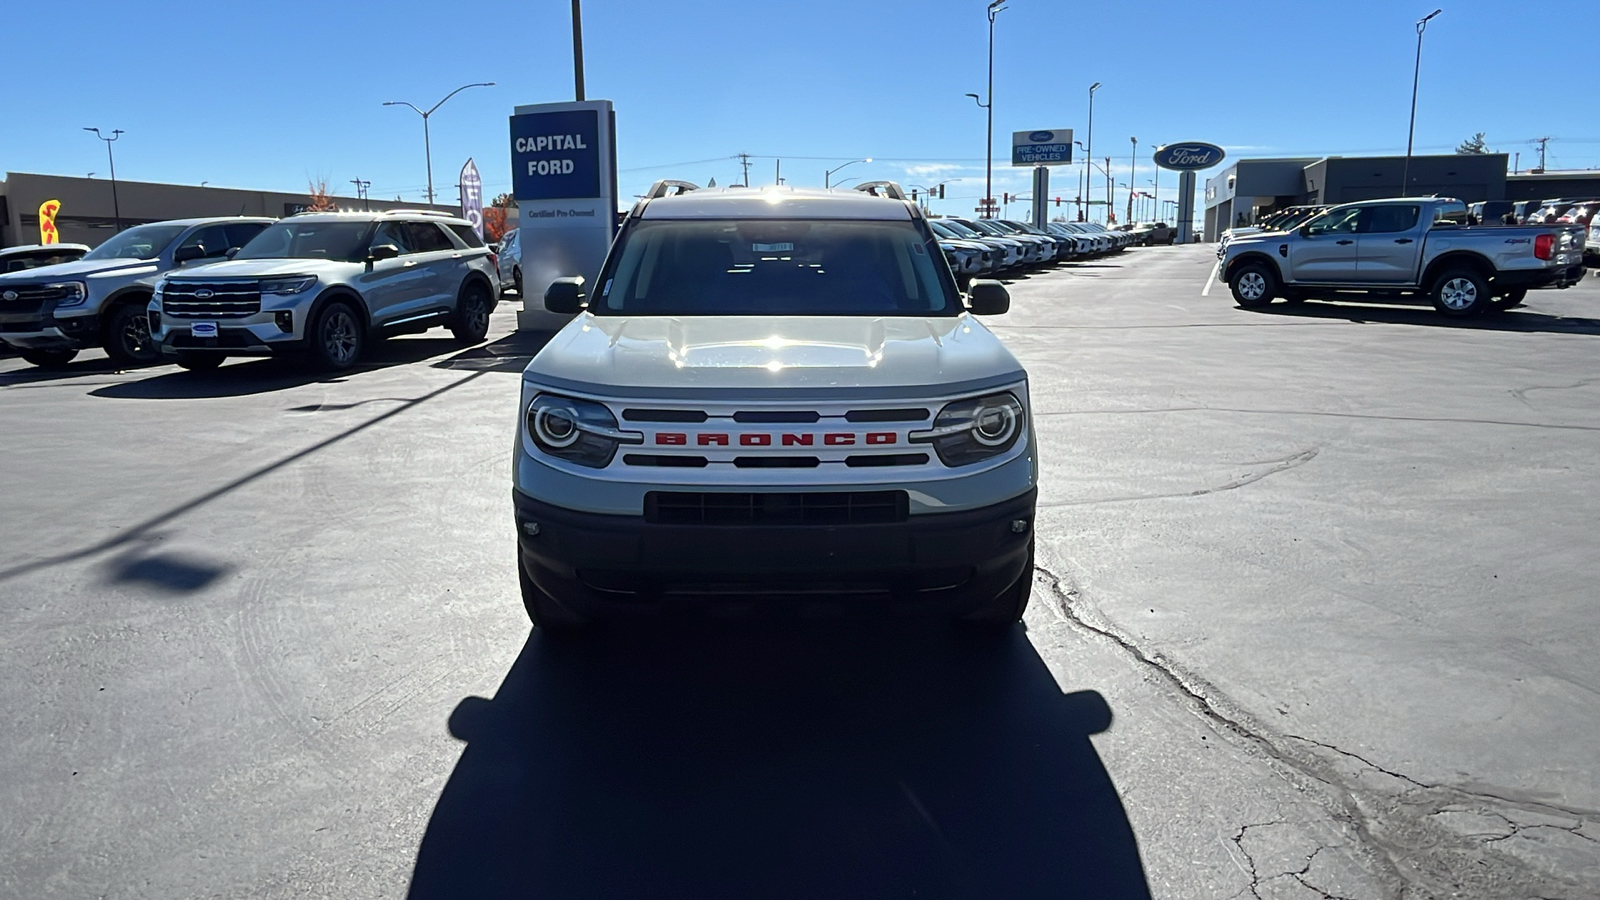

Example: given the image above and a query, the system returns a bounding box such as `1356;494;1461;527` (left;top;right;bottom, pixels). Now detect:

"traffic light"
911;189;920;202
1003;193;1012;204
1054;196;1061;207
938;184;945;199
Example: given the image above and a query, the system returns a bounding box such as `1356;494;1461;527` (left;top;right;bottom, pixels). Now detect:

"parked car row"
0;210;500;370
1216;206;1329;259
928;217;1132;279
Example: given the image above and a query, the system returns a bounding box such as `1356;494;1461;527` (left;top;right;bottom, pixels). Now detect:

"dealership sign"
1012;129;1073;166
1154;142;1226;171
510;108;603;200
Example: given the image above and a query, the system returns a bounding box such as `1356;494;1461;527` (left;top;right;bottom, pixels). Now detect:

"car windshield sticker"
752;242;794;252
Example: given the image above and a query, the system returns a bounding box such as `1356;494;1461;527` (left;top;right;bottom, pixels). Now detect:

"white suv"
150;211;499;370
513;181;1036;631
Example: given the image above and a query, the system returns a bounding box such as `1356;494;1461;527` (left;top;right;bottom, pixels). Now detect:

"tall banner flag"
38;200;61;245
459;159;484;238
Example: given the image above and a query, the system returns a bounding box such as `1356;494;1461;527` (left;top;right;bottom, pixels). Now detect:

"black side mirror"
225;247;240;259
966;280;1010;316
369;243;402;262
173;244;205;264
1298;224;1312;237
544;276;587;314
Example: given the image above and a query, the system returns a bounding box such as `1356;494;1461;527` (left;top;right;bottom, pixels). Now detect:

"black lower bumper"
1497;263;1587;291
0;312;99;349
514;488;1037;619
158;327;305;357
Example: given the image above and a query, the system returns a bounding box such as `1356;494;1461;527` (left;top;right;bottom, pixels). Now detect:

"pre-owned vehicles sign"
1012;129;1073;166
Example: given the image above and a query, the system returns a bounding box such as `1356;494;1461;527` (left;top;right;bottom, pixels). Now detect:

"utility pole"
1533;136;1550;172
83;127;124;233
1105;157;1113;224
737;152;752;187
775;159;783;185
349;178;371;210
983;1;1006;217
1402;8;1443;197
571;0;586;101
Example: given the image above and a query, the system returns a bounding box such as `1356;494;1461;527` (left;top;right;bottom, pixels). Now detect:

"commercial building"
0;172;461;249
1203;153;1600;236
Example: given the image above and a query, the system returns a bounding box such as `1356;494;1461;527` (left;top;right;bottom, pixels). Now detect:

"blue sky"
5;0;1597;221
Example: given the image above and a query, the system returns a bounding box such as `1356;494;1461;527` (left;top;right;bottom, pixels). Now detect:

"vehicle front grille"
0;284;69;317
163;282;262;318
644;490;909;526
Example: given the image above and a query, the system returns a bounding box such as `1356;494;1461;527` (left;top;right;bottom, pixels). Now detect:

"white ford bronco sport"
513;181;1036;630
149;210;498;370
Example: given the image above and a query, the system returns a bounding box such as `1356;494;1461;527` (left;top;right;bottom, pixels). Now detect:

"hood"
0;256;156;283
525;314;1025;399
939;239;991;252
164;258;344;280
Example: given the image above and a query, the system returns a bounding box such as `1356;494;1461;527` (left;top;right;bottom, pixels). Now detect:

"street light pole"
83;127;124;232
983;1;1007;217
1126;137;1138;224
1085;82;1100;222
1402;8;1443;197
383;82;496;205
824;158;872;188
571;0;586;101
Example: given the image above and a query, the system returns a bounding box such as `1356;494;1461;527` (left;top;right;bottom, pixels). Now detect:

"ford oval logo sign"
1154;142;1226;171
194;288;215;299
1;291;16;302
1028;130;1056;143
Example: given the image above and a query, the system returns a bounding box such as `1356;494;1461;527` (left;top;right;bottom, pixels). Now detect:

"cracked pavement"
0;248;1595;898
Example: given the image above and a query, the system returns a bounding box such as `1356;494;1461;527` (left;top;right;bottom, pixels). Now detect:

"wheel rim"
467;294;488;333
1239;272;1266;300
322;310;358;364
1440;278;1478;310
122;312;153;357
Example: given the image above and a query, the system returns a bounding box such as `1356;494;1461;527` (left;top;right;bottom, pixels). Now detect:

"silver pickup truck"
1220;197;1587;316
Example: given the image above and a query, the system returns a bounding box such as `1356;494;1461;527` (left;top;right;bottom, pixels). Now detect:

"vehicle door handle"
403;260;418;267
1336;239;1354;245
1394;238;1414;244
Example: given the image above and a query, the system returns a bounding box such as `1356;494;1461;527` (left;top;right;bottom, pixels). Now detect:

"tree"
483;192;516;242
306;178;338;211
1456;132;1490;155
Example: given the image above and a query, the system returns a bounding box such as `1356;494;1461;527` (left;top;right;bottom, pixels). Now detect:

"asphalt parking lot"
3;248;1597;899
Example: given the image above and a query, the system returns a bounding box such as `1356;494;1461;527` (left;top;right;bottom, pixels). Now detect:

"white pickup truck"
1220;198;1587;316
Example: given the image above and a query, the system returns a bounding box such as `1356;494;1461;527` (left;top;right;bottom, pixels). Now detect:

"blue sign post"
1011;129;1074;166
508;99;617;331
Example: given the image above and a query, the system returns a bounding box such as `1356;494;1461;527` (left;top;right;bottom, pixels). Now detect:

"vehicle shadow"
408;621;1151;900
431;329;558;374
88;336;471;400
1247;300;1600;335
0;355;153;387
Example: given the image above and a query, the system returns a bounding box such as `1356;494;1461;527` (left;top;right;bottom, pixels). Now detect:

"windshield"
235;220;374;261
964;220;1013;237
81;224;187;261
928;220;963;239
595;218;959;316
938;219;987;239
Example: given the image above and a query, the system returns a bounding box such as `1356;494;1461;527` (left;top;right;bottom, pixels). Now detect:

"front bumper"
153;308;308;358
0;312;99;350
515;487;1037;619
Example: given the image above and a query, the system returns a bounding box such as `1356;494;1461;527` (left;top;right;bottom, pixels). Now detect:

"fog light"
523;522;541;536
148;310;161;332
274;310;293;333
1010;519;1029;534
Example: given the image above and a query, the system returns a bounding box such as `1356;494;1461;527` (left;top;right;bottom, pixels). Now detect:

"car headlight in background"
910;392;1025;467
525;393;642;468
259;276;317;295
48;281;88;307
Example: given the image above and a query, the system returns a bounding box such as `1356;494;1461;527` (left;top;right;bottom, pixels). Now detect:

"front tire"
512;266;523;296
20;349;78;368
1230;262;1277;308
450;282;491;344
104;302;160;366
1431;268;1490;317
311;301;364;370
1492;288;1528;311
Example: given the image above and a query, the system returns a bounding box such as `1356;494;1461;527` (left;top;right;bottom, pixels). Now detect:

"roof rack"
643;180;700;200
853;181;909;201
381;209;457;218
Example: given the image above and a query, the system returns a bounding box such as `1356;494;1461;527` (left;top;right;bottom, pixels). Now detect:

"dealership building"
1203;153;1600;237
0;172;499;249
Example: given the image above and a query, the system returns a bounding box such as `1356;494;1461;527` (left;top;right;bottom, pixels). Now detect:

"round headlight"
971;404;1018;447
533;405;582;448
